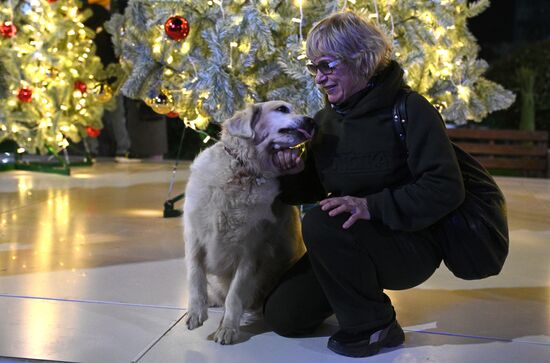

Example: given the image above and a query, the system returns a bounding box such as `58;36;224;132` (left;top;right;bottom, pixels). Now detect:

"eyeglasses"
305;59;340;76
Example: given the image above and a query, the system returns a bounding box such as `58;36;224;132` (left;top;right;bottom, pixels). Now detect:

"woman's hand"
320;196;371;229
273;148;305;175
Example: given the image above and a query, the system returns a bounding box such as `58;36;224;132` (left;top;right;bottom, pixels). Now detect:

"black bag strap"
393;88;412;147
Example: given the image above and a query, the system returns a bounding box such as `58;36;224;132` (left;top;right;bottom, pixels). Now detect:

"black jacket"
280;61;464;232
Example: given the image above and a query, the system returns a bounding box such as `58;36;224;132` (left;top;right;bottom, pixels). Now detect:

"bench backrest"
446;128;549;177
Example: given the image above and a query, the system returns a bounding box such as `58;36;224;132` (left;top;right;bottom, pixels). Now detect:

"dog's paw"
186;309;208;330
214;326;239;345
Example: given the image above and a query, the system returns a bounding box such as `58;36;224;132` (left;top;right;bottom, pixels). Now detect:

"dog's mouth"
270;117;315;153
270;131;314;153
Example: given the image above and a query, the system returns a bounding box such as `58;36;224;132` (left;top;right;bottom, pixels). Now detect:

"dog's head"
222;101;315;175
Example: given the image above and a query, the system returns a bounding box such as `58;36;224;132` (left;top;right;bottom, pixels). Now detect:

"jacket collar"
325;61;405;117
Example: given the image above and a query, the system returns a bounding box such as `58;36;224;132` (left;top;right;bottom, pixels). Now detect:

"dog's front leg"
185;244;208;330
214;261;256;345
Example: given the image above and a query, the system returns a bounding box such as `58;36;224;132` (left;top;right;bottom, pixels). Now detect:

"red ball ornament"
74;80;87;93
164;16;189;41
166;111;179;118
1;21;17;38
17;87;33;103
85;127;101;138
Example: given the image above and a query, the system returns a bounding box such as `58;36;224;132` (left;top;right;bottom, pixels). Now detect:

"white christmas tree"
106;0;515;133
0;0;116;155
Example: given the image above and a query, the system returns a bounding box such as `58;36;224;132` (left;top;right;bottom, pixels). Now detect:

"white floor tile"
0;259;188;308
139;310;550;363
1;164;549;363
0;297;183;363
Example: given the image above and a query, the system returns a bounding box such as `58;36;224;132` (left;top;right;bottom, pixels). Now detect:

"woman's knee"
264;284;329;336
263;254;332;336
264;295;316;337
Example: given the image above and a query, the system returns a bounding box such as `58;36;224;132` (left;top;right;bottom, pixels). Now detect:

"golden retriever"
183;101;315;344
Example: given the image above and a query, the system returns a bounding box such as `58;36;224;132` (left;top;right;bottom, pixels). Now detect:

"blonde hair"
306;12;392;81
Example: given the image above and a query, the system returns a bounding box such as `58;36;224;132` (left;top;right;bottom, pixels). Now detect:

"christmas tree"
0;0;116;155
106;0;515;133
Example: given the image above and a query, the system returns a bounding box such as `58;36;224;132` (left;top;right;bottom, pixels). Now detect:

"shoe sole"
115;158;141;163
327;326;405;358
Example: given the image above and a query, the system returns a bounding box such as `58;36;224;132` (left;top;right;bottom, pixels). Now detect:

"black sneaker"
327;319;405;357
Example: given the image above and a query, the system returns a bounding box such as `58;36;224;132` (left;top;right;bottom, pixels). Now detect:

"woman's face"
312;56;369;105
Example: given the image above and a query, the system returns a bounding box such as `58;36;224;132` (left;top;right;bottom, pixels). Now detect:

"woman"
264;12;465;358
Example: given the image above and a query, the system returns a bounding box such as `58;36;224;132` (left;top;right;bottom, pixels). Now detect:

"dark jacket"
280;61;464;232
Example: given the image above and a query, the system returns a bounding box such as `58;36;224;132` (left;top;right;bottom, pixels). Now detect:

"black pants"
264;206;442;336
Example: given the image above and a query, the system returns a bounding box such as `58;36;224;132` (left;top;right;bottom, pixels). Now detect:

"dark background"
468;0;550;59
467;0;550;132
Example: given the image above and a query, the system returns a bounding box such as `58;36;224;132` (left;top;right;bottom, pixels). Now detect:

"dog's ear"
225;105;262;139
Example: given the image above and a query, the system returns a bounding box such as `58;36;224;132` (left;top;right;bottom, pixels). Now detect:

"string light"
228;42;238;69
295;0;304;42
456;85;471;102
372;0;380;24
213;0;225;19
0;0;109;154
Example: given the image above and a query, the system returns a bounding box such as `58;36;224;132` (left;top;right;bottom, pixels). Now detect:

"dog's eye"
275;105;290;113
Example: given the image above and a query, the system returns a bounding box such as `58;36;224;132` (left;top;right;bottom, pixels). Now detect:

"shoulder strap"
392;88;412;145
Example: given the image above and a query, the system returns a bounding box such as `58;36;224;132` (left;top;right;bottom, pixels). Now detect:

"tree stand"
163;125;187;218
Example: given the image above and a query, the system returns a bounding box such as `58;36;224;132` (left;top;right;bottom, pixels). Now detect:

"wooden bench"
446;128;549;178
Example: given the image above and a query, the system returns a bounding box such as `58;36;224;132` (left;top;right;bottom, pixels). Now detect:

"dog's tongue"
271;128;313;152
297;128;312;140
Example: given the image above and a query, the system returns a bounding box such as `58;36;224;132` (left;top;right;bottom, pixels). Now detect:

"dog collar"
223;145;245;166
223;144;266;185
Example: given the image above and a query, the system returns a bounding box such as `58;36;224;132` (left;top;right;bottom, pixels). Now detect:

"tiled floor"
0;161;549;363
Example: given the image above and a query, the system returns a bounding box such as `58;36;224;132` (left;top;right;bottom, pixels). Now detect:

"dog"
183;100;315;344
